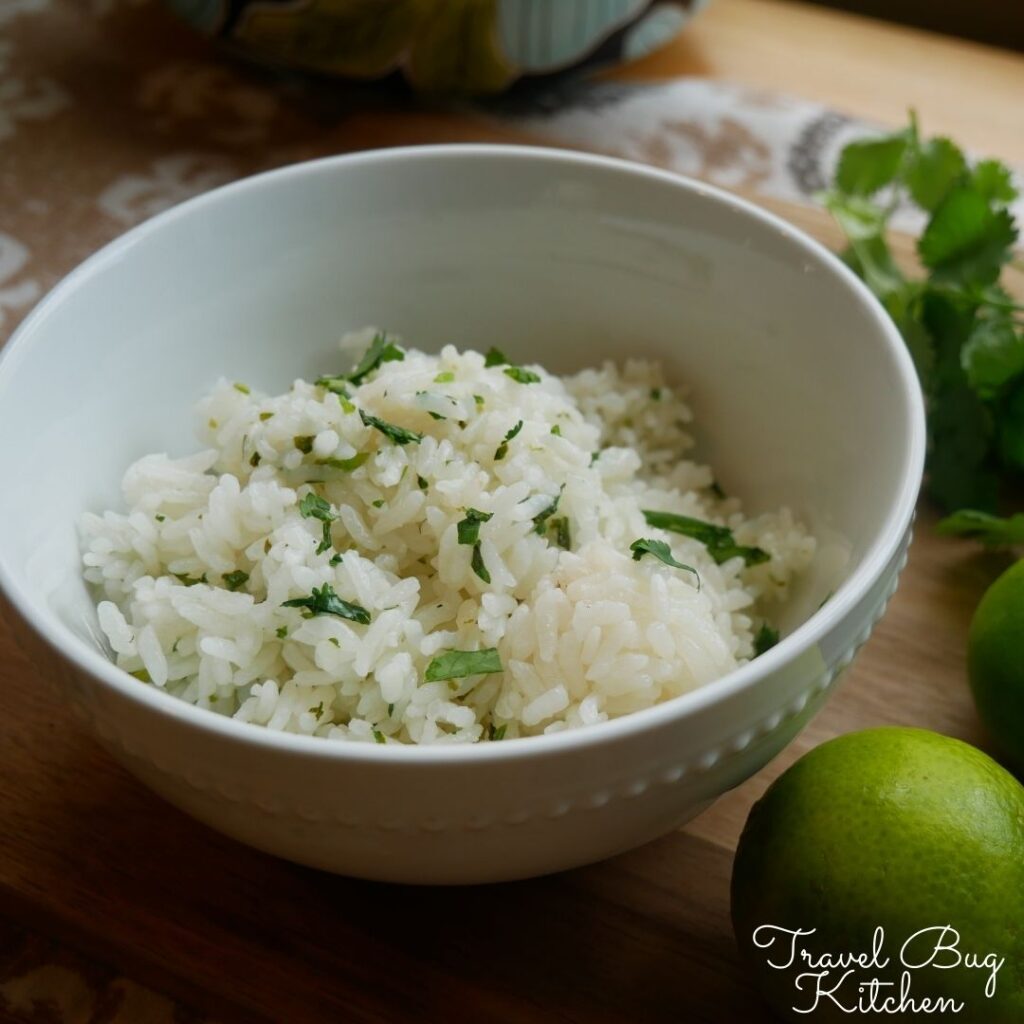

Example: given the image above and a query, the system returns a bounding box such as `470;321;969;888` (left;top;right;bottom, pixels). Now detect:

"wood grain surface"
0;180;1017;1022
620;0;1024;167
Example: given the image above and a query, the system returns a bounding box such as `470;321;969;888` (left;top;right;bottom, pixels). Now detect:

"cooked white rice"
81;329;814;744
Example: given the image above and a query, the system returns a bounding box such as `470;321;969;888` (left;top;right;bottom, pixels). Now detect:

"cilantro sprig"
821;114;1023;532
936;509;1024;547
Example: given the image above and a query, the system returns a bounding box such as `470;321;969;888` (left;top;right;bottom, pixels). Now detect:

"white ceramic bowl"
0;147;925;884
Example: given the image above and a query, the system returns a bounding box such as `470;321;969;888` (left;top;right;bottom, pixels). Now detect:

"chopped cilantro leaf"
434;371;455;383
155;514;165;523
359;409;423;446
387;702;395;717
258;411;274;421
317;452;369;472
371;499;385;509
503;366;541;385
533;487;563;535
298;492;331;518
641;509;769;566
233;382;250;395
753;624;780;657
173;572;207;587
417;475;429;491
298;491;337;554
550;424;561;436
484;347;509;367
222;570;249;591
275;625;288;639
294;435;314;454
457;508;493;546
129;668;152;682
310;701;324;720
427;411;446;421
373;729;386;744
494;420;523;460
249;451;261;467
489;723;507;741
314;375;351;397
470;543;490;584
629;538;700;585
425;648;503;682
550;516;572;550
282;583;371;624
348;333;405;385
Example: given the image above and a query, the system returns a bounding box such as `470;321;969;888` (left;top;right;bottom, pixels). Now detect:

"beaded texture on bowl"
74;528;911;834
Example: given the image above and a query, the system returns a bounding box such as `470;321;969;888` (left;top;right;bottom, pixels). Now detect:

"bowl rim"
0;143;926;765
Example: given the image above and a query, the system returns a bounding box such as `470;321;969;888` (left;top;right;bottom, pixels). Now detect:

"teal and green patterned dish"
163;0;709;93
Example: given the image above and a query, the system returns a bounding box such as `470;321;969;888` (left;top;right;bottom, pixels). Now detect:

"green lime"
969;558;1024;771
731;727;1024;1023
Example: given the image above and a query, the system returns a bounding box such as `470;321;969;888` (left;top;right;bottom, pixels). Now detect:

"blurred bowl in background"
163;0;710;94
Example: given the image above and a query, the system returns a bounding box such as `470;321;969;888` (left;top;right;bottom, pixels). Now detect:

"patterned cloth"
485;76;1023;232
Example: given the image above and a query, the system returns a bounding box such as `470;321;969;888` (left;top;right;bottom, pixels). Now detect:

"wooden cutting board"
0;116;1018;1024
